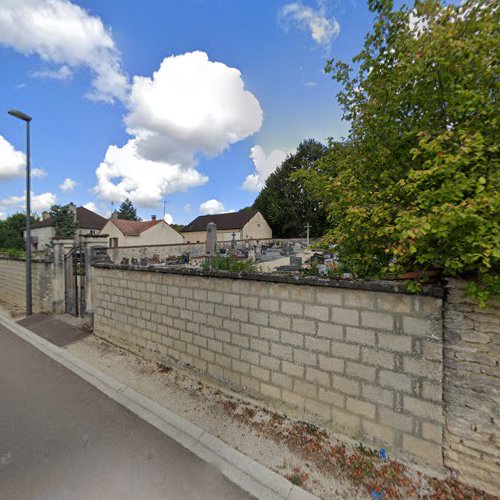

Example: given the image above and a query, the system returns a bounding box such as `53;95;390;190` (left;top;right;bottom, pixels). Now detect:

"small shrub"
202;253;257;273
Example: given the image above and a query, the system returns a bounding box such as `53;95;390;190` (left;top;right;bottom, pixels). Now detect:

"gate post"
82;236;110;320
51;239;74;314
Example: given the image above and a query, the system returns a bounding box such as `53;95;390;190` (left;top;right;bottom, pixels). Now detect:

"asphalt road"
0;324;255;500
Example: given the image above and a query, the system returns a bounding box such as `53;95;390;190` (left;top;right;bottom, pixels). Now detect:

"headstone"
120;257;130;265
151;254;160;264
131;257;138;266
140;257;148;266
290;256;302;267
231;232;237;250
206;222;217;256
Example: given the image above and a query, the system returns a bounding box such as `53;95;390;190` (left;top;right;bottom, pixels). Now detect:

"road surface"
0;324;255;500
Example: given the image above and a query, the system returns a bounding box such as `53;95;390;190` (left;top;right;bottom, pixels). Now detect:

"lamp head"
8;109;32;122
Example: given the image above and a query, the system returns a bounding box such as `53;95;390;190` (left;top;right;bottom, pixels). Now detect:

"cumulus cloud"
83;201;110;217
183;203;192;213
242;145;288;192
59;177;77;192
94;139;208;208
0;0;128;103
279;1;340;48
164;213;174;224
94;51;263;207
0;191;57;212
199;199;226;215
0;212;6;220
0;135;45;179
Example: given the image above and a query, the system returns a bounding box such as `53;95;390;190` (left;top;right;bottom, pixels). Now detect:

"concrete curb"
0;313;319;500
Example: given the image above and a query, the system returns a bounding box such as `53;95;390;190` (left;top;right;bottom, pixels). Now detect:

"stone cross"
206;222;217;256
231;232;237;250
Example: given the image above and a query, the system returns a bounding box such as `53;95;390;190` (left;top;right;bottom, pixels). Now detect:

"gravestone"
206;222;217;256
231;232;237;250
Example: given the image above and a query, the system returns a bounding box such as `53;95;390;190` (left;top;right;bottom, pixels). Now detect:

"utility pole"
8;109;33;316
305;222;311;247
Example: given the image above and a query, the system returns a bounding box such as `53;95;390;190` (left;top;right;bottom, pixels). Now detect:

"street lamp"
8;109;33;316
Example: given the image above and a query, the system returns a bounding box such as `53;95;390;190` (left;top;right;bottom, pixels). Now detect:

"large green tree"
253;139;328;238
117;198;140;221
0;213;34;251
300;0;499;302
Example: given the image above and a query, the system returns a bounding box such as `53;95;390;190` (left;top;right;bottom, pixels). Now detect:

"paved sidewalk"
0;324;255;500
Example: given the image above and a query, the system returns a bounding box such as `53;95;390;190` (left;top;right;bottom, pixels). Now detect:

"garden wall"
443;279;500;494
92;264;445;471
0;257;54;313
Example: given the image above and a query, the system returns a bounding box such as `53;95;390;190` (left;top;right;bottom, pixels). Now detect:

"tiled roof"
32;206;107;230
108;219;161;236
182;209;259;232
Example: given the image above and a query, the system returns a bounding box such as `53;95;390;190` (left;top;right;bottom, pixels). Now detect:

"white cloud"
83;201;110;218
279;1;340;48
242;145;288;192
83;202;97;212
164;213;174;224
94;139;208;208
94;51;263;207
31;64;73;81
59;177;77;191
183;203;192;213
0;212;6;220
0;191;57;212
0;0;128;103
0;135;45;179
305;80;317;87
199;199;226;215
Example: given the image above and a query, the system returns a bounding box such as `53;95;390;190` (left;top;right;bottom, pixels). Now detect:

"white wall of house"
100;220;184;247
182;229;241;243
30;226;55;251
242;212;272;240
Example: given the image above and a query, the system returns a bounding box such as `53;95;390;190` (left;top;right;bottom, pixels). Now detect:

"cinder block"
316;288;343;306
249;311;269;326
251;365;270;381
332;375;360;396
261;383;281;399
207;339;222;353
331;341;360;360
282;390;305;408
294;379;318;398
362;383;394;407
223;293;240;306
378;370;412;392
317;322;344;340
231;307;249;322
361;347;395;369
378;333;412;353
292;318;315;334
403;395;442;422
271;343;293;360
331;307;360;326
260;354;280;370
305;399;331;420
346;397;376;419
422;381;441;402
232;334;250;348
331;408;361;435
305;367;330;386
378;407;413;432
270;314;292;330
240;348;259;365
250;338;270;354
304;304;329;322
376;293;414;314
281;331;304;346
362;420;396;446
318;387;345;407
345;327;376;346
305;336;330;352
403;434;442;466
361;311;394;330
260;298;280;312
272;372;293;390
318;355;345;373
282;361;304;377
293;349;317;366
403;316;434;336
422;422;442;443
281;300;304;316
346;361;376;382
232;359;250;374
403;357;442;379
344;290;376;309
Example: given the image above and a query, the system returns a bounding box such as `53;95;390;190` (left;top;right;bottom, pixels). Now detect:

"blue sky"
0;0;375;224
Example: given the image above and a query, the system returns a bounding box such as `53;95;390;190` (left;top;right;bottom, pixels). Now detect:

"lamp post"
8;109;32;316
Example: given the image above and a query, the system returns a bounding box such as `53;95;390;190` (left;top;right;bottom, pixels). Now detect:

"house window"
109;238;118;248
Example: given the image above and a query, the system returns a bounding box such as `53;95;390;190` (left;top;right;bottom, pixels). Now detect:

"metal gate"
64;245;86;316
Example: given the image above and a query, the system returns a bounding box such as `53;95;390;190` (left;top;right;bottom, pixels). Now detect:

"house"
29;203;107;251
100;215;184;248
181;209;272;243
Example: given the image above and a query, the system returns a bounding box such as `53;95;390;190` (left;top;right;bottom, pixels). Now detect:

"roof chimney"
42;211;50;221
111;211;119;220
151;215;157;221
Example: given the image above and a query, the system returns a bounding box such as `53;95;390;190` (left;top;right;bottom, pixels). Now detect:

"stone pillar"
51;239;74;314
82;236;110;320
205;222;217;256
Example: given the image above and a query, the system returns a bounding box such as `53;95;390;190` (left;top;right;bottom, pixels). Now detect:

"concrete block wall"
93;265;445;470
443;279;500;495
0;257;54;312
